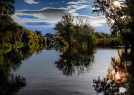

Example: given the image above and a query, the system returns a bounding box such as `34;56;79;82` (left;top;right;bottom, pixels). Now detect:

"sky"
12;0;110;34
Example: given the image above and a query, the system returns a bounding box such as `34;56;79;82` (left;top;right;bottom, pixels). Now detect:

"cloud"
73;15;107;27
24;0;39;4
14;0;96;25
26;22;51;26
12;0;109;33
67;4;90;15
67;0;87;5
12;7;107;28
67;0;93;5
13;4;91;24
13;8;68;24
17;15;39;19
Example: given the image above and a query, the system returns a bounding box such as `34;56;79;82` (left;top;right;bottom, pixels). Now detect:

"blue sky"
12;0;110;34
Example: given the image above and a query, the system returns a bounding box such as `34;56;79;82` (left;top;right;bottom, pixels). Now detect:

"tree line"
0;0;125;52
0;0;47;51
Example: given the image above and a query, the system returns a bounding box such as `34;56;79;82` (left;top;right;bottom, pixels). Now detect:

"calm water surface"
11;48;119;95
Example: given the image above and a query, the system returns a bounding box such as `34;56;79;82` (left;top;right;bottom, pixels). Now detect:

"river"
8;48;119;95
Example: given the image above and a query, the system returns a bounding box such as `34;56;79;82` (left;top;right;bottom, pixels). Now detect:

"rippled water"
10;48;119;95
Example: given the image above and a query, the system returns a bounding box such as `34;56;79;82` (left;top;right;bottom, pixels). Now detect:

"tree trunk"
125;41;129;54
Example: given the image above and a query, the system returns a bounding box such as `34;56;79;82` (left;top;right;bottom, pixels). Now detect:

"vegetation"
93;0;134;52
0;46;45;95
0;0;126;51
54;15;125;48
93;49;133;95
0;0;46;50
55;45;96;76
54;15;95;48
94;32;123;47
92;1;134;94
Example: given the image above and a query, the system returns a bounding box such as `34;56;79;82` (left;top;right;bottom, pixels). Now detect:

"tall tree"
74;17;95;48
54;15;74;47
0;0;15;31
0;0;15;16
93;0;134;52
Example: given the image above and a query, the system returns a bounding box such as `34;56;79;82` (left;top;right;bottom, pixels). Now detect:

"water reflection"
0;74;26;95
55;46;96;76
93;49;134;95
0;46;44;95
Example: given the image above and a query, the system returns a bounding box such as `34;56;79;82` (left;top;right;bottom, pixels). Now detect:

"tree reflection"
0;74;26;95
0;46;44;95
0;55;26;95
55;46;96;76
93;49;134;95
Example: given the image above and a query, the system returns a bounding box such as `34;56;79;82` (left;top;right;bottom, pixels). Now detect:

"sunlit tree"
93;0;134;52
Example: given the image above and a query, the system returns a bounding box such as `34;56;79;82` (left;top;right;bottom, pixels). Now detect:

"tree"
35;30;42;36
54;15;95;47
0;0;15;16
74;17;95;48
0;0;15;33
93;0;134;52
54;15;74;47
45;33;54;39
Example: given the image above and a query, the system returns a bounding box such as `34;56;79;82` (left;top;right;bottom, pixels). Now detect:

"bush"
96;38;123;47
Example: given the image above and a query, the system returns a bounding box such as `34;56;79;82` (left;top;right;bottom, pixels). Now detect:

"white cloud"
11;7;109;33
67;4;90;15
73;15;107;27
67;0;88;5
12;0;109;32
12;7;107;28
24;0;39;4
13;5;91;24
11;0;110;33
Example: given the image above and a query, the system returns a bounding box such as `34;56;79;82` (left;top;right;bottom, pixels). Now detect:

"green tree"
74;18;95;48
0;0;15;30
35;30;42;36
54;15;74;47
54;15;95;47
93;0;134;52
0;0;15;16
0;0;46;49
